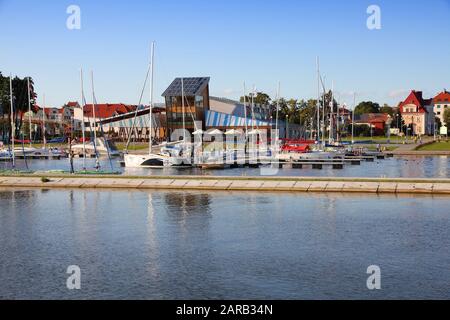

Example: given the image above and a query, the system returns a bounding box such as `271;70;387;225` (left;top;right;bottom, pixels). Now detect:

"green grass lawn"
366;146;398;151
115;143;148;151
341;136;403;143
25;142;148;152
417;141;450;151
27;143;66;149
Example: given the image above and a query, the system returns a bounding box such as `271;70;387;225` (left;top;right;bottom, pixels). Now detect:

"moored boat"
71;138;120;157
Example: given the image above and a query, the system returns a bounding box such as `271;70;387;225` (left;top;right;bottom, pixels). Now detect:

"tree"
435;117;442;131
380;104;394;116
354;101;380;116
240;92;271;105
443;109;450;126
0;72;37;140
392;108;405;131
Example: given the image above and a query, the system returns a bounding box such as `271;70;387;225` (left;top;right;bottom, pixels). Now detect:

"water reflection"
1;189;450;299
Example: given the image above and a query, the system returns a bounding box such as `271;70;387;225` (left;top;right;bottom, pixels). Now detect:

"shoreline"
1;174;449;195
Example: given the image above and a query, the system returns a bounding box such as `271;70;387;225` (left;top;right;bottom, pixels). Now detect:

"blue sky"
0;0;449;108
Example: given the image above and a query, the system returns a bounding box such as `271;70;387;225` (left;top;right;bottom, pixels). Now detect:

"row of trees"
0;72;37;141
240;91;338;128
241;91;450;137
239;91;399;136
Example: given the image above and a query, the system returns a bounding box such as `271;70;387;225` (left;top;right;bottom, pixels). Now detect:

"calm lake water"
1;189;450;299
1;155;449;178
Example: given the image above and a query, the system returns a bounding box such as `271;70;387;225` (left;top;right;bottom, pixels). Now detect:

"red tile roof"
35;106;59;115
66;101;79;107
398;90;431;114
433;91;450;104
356;113;391;124
82;104;138;119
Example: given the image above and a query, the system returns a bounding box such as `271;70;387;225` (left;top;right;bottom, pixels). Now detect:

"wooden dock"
15;155;63;160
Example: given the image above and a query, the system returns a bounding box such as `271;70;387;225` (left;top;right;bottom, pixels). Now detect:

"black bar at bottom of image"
1;300;450;318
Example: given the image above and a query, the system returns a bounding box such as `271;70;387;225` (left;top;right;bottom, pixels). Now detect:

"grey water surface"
1;189;450;299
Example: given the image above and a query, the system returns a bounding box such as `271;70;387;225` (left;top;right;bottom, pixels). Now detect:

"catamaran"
124;43;192;168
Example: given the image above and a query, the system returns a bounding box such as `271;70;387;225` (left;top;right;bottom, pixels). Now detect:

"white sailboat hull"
13;147;67;157
124;153;189;168
72;139;121;157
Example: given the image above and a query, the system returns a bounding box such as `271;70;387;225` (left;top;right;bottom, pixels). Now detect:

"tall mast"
80;68;87;169
329;80;334;144
27;77;32;147
243;82;248;134
181;77;186;142
149;41;155;154
251;85;256;131
90;70;99;156
276;81;280;142
352;92;356;145
9;74;15;167
337;92;341;143
316;57;320;143
42;94;47;150
322;78;325;147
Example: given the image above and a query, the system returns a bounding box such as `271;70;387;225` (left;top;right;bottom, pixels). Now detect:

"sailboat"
71;71;120;159
71;138;120;157
124;42;189;168
12;88;67;158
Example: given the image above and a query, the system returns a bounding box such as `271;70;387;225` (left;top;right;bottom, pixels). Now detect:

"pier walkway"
0;174;449;195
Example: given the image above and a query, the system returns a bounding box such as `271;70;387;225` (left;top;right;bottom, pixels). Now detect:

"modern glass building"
162;77;302;141
162;77;210;137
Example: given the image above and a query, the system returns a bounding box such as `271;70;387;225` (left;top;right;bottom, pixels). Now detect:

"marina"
1;0;449;304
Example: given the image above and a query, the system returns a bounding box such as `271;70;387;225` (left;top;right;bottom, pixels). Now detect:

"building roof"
338;106;352;115
210;96;241;105
162;77;210;97
433;90;450;104
66;101;79;107
36;106;61;115
82;104;138;119
398;90;432;114
355;113;391;123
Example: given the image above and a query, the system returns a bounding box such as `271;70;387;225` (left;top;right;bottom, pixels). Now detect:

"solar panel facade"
163;77;210;139
162;77;210;97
